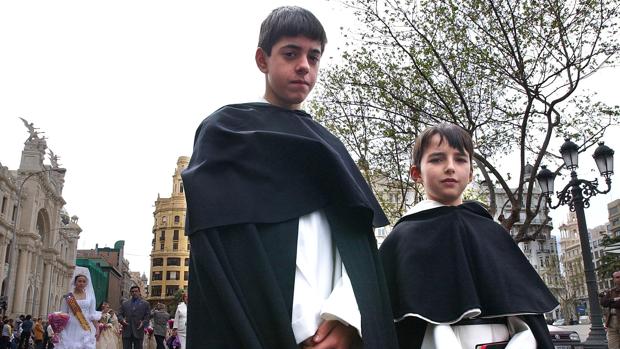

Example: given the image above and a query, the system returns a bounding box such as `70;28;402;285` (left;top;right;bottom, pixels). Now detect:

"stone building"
610;199;620;237
77;241;131;310
148;157;189;304
559;212;587;314
0;122;80;317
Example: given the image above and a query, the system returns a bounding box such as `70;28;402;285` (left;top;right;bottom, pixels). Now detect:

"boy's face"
255;35;322;110
411;134;472;206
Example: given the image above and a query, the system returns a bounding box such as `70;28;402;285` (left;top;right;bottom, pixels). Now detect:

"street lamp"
3;167;66;315
537;139;614;349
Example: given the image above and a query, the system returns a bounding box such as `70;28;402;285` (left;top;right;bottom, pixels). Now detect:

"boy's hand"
300;320;361;349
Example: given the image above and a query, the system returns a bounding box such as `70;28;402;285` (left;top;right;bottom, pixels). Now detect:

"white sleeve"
320;262;362;337
88;297;102;321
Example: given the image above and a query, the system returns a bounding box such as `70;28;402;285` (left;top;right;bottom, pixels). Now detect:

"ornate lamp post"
537;139;614;348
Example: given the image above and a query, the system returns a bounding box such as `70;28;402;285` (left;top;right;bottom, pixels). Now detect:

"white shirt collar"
403;199;447;217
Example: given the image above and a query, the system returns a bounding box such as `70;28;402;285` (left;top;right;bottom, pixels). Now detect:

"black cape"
182;103;398;349
182;102;388;232
379;202;558;348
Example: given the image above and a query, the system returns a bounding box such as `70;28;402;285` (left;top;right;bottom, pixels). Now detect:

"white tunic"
291;210;361;344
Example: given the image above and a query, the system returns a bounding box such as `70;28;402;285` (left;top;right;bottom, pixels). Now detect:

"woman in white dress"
96;302;120;349
56;266;101;349
173;292;187;349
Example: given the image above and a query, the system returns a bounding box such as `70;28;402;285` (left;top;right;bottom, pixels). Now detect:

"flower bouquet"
48;312;70;343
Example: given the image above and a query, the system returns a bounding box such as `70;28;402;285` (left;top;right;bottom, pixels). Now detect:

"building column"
0;237;7;289
39;259;52;316
12;248;29;314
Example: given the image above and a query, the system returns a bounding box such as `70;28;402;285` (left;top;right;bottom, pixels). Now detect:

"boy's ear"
410;165;422;183
255;47;269;74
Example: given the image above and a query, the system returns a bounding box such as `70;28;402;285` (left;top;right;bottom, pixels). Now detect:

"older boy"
379;123;558;349
182;6;398;349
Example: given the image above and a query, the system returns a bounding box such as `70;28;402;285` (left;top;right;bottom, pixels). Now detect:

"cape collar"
403;200;447;217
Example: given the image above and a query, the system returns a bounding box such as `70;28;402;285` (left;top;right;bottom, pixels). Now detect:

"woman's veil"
70;266;96;301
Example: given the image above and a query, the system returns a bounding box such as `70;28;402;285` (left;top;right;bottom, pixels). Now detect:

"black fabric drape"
181;102;388;233
379;202;558;348
187;208;398;349
183;103;397;349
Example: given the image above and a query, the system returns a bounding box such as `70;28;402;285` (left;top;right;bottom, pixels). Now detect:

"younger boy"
182;6;398;349
379;124;558;349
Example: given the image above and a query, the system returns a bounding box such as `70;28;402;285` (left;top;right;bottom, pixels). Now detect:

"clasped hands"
300;320;361;349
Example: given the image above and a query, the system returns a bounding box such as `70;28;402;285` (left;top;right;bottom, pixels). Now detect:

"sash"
65;293;91;331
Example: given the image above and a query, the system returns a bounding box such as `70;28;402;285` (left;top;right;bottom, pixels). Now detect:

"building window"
153;258;163;266
174;216;180;224
162;216;167;224
184;258;190;266
1;197;6;214
160;230;166;241
11;205;17;221
167;257;181;266
180;183;184;193
152;271;162;281
173;242;178;251
151;286;162;297
184;271;189;280
160;242;164;250
173;230;179;240
167;271;179;280
166;285;179;296
187;243;190;251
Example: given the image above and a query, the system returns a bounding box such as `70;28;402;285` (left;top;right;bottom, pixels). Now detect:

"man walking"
118;286;150;349
17;315;32;349
601;271;620;348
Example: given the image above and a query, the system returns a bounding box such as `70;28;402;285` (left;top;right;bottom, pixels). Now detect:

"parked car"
547;324;581;349
578;315;590;324
552;318;565;326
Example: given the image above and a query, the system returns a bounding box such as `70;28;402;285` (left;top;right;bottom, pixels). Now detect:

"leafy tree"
311;0;619;240
598;234;620;280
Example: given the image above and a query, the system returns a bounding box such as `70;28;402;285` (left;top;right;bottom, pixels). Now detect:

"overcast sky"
1;0;618;276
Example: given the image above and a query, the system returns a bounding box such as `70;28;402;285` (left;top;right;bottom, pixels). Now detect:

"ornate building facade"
0;121;80;317
148;157;189;305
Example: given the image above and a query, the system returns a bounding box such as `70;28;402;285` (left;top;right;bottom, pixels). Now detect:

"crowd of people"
1;268;188;349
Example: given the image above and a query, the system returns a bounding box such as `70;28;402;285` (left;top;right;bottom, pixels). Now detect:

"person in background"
96;302;120;349
45;320;54;349
150;304;168;349
2;319;11;349
17;315;32;349
172;293;186;349
165;330;179;349
118;287;150;349
600;270;620;348
33;319;44;349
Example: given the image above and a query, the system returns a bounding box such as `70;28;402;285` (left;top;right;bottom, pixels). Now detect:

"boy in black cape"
379;124;558;349
181;6;398;349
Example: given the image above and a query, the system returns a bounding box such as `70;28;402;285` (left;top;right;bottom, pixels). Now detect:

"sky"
0;0;618;276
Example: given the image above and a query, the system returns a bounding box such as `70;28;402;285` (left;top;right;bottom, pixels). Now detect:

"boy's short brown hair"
412;123;474;168
258;6;327;56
